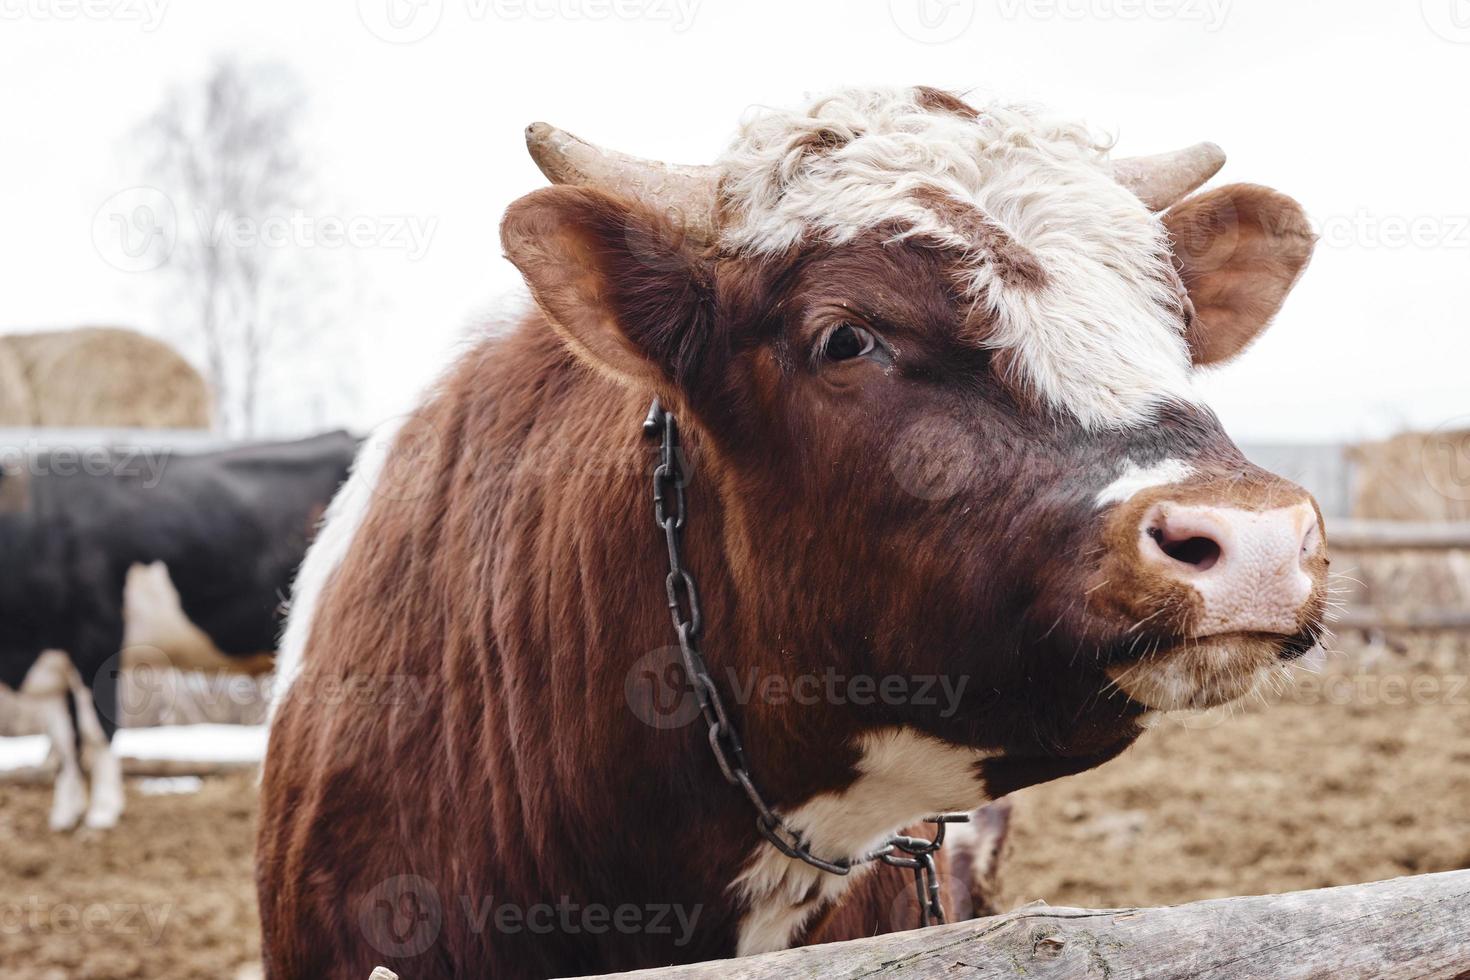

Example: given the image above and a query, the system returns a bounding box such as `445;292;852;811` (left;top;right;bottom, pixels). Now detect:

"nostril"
1147;525;1223;572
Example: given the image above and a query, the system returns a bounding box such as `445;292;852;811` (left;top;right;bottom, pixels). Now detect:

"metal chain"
641;398;968;929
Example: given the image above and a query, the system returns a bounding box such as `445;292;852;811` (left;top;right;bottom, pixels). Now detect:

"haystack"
1351;429;1470;521
0;336;35;425
0;327;211;429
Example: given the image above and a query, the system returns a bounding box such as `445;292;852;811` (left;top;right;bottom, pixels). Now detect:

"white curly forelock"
714;86;1200;430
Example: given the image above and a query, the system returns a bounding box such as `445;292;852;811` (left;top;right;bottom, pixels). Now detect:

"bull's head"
501;86;1325;798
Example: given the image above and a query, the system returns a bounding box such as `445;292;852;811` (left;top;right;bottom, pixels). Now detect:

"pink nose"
1140;499;1322;636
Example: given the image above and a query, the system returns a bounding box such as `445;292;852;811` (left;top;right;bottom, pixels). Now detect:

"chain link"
641;398;967;930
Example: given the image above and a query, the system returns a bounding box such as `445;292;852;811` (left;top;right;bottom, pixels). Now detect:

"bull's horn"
1110;142;1226;211
525;121;719;244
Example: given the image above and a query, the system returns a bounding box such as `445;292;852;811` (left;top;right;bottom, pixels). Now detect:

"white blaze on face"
715;87;1199;430
732;727;993;955
1095;458;1195;508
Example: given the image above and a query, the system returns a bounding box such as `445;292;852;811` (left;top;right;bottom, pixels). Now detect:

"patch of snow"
113;724;267;764
138;775;205;795
0;734;48;771
0;724;266;772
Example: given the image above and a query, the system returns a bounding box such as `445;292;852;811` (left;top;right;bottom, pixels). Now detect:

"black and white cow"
0;431;356;829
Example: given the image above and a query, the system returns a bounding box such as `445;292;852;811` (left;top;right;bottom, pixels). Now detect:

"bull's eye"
823;322;875;362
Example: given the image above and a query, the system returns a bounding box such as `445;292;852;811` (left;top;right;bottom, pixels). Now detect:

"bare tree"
138;57;355;437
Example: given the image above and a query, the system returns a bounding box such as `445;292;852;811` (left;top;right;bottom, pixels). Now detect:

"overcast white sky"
1;0;1466;441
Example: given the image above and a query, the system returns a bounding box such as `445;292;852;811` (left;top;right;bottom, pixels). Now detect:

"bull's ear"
500;186;711;389
1164;184;1316;367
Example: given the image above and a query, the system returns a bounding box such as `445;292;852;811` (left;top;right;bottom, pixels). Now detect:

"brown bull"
258;85;1324;978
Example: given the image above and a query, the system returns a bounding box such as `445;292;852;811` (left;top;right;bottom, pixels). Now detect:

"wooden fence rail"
549;869;1470;980
1328;520;1470;632
1329;520;1470;551
1333;607;1470;631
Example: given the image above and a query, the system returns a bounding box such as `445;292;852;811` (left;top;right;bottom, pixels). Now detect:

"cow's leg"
42;697;88;830
943;797;1014;918
22;651;88;831
60;613;128;831
73;651;125;830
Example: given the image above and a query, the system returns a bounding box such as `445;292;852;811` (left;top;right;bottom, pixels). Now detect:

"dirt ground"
3;643;1469;979
0;773;260;980
1009;668;1470;908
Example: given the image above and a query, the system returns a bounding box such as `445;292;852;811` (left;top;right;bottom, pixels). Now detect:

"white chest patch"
731;727;994;956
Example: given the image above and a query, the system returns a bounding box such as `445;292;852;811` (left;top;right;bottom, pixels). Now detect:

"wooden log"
1334;607;1470;631
1328;520;1470;551
574;870;1470;979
